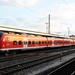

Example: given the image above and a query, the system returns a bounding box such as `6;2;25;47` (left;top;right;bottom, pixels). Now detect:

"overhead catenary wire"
0;12;17;19
0;12;33;23
0;0;48;25
0;11;47;28
63;0;75;12
9;0;46;16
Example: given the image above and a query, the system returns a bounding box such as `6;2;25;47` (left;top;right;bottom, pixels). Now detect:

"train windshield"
0;32;3;38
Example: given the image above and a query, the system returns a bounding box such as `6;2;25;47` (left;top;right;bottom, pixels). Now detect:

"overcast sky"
0;0;75;36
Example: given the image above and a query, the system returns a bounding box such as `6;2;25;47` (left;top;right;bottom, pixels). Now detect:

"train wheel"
5;52;8;56
5;50;9;56
13;51;16;55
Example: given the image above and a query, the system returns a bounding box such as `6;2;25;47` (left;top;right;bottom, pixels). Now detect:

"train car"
22;35;47;50
47;37;65;47
0;31;75;53
63;39;71;46
53;38;64;47
47;37;64;47
0;32;47;52
0;32;23;51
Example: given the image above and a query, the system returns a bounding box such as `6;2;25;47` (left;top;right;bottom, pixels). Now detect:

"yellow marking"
3;36;23;41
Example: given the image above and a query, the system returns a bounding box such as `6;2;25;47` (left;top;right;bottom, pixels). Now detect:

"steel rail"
71;71;75;75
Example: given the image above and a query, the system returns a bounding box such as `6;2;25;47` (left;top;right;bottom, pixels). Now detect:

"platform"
0;25;74;39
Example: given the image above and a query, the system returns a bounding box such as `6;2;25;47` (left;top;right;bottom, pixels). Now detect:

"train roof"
0;26;75;40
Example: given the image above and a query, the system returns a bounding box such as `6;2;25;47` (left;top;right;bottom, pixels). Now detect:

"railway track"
0;49;75;75
47;56;75;75
0;46;74;62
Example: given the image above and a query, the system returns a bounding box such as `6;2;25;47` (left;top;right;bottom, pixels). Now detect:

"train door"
46;37;48;47
52;39;54;47
24;39;28;49
5;37;10;49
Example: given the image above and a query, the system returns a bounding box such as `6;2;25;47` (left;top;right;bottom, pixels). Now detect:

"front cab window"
0;32;3;38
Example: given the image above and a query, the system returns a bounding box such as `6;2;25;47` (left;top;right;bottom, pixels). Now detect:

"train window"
60;41;62;44
48;41;50;44
13;41;17;45
48;41;49;44
42;41;44;44
59;41;60;44
54;41;56;44
66;41;67;44
48;41;51;44
43;41;44;44
32;41;34;44
18;41;22;45
58;41;59;44
55;41;58;44
39;41;41;44
28;41;31;44
49;41;51;44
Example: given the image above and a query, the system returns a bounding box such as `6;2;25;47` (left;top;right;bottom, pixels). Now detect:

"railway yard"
1;0;75;75
0;26;75;75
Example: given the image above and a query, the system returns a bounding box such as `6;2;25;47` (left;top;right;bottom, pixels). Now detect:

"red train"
0;32;75;52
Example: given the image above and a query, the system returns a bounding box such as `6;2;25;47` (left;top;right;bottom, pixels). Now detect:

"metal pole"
68;27;70;36
46;23;48;33
48;14;50;34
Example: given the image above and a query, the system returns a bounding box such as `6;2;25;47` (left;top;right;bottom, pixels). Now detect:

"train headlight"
3;45;5;47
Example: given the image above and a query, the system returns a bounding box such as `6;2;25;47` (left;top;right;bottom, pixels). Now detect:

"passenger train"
0;32;75;52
